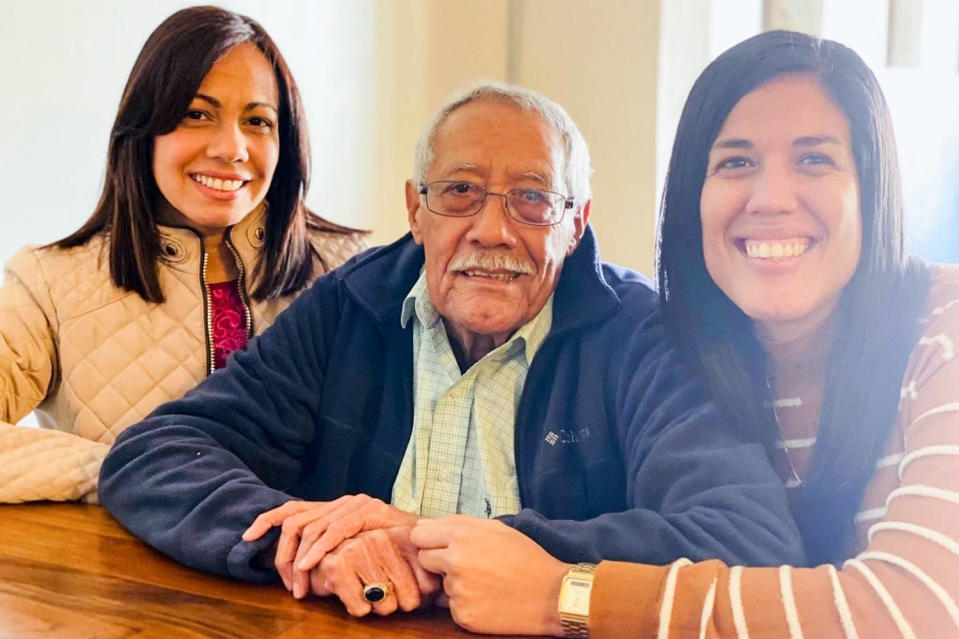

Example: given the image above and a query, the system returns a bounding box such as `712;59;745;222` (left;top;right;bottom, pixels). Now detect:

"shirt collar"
400;269;439;329
401;269;553;363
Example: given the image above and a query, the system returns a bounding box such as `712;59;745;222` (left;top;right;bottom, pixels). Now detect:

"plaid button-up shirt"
391;270;552;518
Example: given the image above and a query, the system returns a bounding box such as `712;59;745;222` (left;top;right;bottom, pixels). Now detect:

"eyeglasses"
418;180;574;226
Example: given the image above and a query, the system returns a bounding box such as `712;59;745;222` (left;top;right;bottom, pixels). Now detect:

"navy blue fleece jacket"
100;228;803;581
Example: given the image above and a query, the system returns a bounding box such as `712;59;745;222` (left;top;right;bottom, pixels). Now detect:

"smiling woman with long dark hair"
0;6;365;503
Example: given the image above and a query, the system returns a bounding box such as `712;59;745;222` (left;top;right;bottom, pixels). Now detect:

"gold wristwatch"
558;562;596;638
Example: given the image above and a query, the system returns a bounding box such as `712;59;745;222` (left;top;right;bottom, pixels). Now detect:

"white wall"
0;0;377;268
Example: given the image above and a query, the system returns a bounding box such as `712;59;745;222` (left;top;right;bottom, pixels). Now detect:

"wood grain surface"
0;503;532;639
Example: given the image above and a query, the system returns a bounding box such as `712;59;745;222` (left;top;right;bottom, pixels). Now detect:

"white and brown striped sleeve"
590;265;959;639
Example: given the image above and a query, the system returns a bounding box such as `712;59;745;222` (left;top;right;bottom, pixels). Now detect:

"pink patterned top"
209;280;248;370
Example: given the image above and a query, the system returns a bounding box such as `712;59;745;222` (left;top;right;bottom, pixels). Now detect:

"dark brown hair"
57;5;355;302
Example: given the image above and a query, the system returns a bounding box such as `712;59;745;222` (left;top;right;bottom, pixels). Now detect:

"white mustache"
450;252;535;274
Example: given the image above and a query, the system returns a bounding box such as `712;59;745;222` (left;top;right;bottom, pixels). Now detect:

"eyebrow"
712;135;843;151
793;135;842;147
436;164;554;188
438;163;480;179
712;138;752;150
194;93;278;113
517;171;552;188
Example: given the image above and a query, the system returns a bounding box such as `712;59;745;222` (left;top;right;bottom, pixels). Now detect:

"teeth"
463;270;518;281
192;174;245;191
744;238;810;259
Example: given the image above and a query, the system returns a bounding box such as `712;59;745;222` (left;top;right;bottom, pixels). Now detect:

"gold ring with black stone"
362;582;393;603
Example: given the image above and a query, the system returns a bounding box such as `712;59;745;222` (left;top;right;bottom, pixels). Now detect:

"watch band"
559;562;597;638
560;616;591;639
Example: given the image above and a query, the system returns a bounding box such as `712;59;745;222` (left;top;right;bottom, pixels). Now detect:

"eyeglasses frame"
418;180;575;227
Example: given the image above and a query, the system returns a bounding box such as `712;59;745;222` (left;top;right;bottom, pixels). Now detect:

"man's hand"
292;495;420;573
241;495;419;599
412;515;571;636
242;498;336;596
310;526;441;617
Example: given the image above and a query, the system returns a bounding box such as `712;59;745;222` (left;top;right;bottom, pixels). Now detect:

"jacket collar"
341;225;621;337
225;204;268;283
154;204;267;275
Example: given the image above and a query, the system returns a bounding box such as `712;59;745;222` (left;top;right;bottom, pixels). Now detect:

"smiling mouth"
458;269;523;282
739;237;812;259
190;174;248;192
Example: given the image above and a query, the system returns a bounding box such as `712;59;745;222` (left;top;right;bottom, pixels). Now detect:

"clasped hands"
242;495;437;616
242;496;570;635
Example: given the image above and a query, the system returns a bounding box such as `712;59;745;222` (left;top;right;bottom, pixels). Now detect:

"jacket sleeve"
502;310;805;568
99;279;335;582
587;283;959;639
0;248;109;503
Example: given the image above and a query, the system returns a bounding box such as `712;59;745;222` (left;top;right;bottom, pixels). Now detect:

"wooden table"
0;503;533;638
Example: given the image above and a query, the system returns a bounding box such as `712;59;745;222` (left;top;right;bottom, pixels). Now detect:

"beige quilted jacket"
0;209;366;503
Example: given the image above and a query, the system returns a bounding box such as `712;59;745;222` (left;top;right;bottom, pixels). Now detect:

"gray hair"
412;82;593;203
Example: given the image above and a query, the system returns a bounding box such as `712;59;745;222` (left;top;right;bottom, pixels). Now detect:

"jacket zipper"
178;225;250;377
200;250;215;377
223;233;254;339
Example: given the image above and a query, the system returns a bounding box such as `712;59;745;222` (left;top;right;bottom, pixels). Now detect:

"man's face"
406;100;589;347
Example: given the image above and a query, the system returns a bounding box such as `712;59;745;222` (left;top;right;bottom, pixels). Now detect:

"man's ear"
406;180;424;245
566;199;591;256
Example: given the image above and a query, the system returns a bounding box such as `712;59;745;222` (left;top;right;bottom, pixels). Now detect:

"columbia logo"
545;428;591;446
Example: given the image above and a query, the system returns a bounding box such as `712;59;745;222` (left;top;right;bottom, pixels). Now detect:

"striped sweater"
590;264;959;638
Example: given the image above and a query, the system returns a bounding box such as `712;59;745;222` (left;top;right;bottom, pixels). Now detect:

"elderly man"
100;84;801;624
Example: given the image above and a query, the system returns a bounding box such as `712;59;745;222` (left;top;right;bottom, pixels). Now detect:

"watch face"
562;579;592;617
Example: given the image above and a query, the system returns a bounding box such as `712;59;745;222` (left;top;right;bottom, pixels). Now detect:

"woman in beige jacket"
0;7;366;503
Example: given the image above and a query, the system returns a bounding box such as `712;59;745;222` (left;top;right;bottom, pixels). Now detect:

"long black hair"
657;30;931;564
56;5;356;302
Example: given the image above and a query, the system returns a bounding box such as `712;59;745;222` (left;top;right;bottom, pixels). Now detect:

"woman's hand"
412;515;572;637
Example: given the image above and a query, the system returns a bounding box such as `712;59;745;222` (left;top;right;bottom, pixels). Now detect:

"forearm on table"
0;422;108;503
